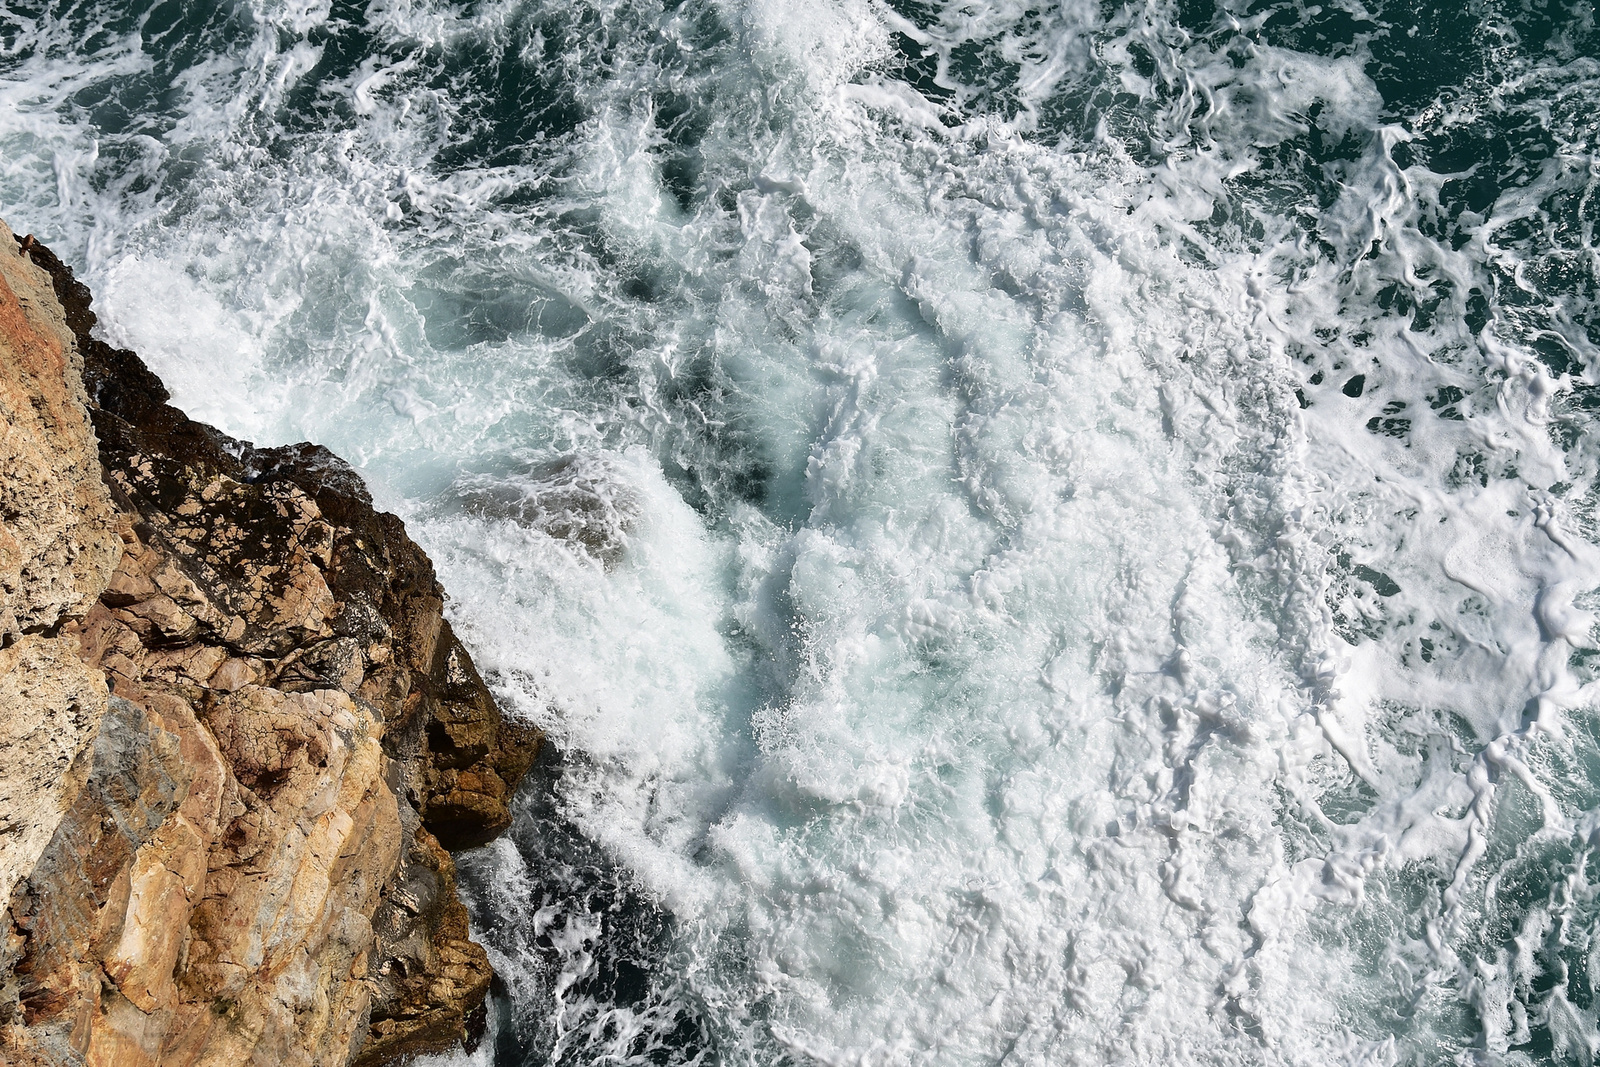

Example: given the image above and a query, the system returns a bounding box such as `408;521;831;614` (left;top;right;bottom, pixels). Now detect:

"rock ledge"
0;222;540;1067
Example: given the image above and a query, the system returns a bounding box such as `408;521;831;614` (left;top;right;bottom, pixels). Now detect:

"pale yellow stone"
0;634;108;906
0;215;121;911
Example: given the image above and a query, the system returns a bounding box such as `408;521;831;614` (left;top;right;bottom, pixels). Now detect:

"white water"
7;0;1600;1062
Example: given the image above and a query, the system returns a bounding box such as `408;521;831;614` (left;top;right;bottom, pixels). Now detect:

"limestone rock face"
0;230;543;1066
0;216;123;924
0;636;110;914
0;218;121;636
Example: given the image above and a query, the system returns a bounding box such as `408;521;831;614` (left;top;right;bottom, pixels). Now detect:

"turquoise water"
7;0;1600;1062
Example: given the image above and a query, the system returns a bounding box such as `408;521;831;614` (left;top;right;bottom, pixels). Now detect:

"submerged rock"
0;225;542;1066
456;452;642;568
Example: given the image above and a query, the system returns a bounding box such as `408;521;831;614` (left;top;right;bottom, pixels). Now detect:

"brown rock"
356;809;493;1067
0;214;122;923
0;217;121;637
0;636;110;911
0;228;545;1065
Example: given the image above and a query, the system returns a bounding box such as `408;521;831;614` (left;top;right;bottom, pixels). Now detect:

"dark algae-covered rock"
0;227;542;1066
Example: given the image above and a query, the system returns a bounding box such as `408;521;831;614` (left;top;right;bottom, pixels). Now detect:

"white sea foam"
6;0;1600;1062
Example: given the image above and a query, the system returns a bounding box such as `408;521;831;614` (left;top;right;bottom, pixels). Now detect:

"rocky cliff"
0;219;541;1067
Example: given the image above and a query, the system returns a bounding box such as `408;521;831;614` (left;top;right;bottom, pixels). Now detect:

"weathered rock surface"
0;229;541;1066
0;219;121;636
0;216;123;923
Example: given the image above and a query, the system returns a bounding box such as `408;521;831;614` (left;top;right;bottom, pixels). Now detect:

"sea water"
6;0;1600;1062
